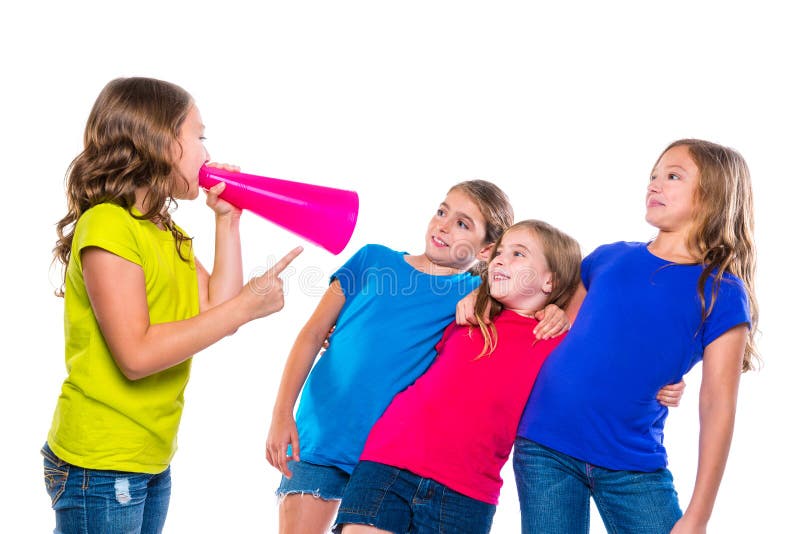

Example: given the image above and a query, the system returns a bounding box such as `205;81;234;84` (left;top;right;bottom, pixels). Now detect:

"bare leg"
278;493;341;534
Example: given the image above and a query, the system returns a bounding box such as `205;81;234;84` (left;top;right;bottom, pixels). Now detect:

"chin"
488;288;505;300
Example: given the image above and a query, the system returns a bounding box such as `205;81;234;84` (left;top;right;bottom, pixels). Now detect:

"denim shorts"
41;442;171;534
275;459;350;501
335;461;496;534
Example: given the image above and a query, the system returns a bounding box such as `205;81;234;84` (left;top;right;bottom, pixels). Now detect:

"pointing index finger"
268;246;304;276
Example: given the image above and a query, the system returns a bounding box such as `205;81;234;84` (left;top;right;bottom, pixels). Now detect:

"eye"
200;136;207;142
457;220;469;230
436;208;445;217
649;174;657;182
513;251;525;257
668;173;680;180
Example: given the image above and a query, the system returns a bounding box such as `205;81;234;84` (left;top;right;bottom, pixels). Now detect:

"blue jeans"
336;461;496;534
513;438;682;534
275;459;351;500
42;443;171;534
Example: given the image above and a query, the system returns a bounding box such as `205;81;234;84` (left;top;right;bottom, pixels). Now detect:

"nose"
648;176;662;193
436;216;454;234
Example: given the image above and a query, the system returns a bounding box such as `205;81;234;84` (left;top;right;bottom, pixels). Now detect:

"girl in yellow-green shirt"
43;77;302;534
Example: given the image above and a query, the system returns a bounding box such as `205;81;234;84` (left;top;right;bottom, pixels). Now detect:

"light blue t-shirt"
294;244;480;473
518;241;750;471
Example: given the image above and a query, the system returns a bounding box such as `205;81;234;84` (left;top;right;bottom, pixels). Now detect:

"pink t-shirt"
360;309;564;504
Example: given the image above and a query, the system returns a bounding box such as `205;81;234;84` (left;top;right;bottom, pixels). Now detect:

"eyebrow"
503;242;532;253
663;164;688;173
440;202;477;227
508;243;531;252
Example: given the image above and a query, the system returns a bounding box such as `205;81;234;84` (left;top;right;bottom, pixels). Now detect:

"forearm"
116;294;251;380
207;212;243;306
272;281;345;416
682;388;737;525
272;333;327;417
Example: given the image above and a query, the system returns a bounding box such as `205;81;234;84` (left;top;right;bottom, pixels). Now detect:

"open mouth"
431;236;449;248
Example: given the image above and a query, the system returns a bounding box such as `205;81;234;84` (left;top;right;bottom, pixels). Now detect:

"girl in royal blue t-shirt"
514;139;759;533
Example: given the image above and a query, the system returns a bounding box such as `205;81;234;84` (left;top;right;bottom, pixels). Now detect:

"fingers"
267;246;304;277
206;161;241;172
266;439;296;478
204;181;226;202
658;379;686;408
536;320;570;340
455;302;467;325
321;325;335;350
275;445;290;477
533;304;570;340
656;392;681;407
208;181;226;195
291;433;300;462
457;301;482;326
656;384;684;407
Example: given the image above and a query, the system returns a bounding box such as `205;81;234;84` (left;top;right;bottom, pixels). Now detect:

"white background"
1;1;797;532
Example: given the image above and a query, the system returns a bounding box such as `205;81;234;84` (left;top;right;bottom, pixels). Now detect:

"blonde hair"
54;77;194;296
473;219;582;357
657;139;760;371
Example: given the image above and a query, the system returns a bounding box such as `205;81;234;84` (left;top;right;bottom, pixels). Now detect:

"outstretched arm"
670;324;747;534
266;280;346;478
84;245;302;380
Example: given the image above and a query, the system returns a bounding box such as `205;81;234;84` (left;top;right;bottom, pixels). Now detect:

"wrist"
681;507;711;527
272;405;294;418
215;210;242;227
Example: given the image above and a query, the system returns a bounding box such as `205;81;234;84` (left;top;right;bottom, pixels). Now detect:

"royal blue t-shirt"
294;244;480;473
517;241;750;471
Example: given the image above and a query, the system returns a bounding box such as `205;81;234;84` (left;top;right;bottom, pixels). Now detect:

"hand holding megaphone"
199;165;359;254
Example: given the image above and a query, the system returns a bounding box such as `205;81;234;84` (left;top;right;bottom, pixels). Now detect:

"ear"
542;274;554;295
477;243;494;262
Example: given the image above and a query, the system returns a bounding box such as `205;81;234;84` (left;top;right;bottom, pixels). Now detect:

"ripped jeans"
41;443;171;534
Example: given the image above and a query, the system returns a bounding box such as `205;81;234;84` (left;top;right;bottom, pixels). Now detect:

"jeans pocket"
41;444;69;507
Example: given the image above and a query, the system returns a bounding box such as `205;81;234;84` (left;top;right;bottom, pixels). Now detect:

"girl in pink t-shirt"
333;219;583;534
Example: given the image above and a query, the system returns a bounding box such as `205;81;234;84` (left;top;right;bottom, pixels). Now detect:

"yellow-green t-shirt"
48;203;200;474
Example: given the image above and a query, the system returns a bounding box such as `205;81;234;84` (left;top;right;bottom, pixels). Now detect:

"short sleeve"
580;246;603;289
701;275;751;348
330;245;373;298
73;204;142;267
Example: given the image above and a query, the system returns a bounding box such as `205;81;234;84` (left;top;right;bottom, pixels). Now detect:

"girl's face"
646;144;699;233
173;104;209;200
488;227;553;314
424;189;490;272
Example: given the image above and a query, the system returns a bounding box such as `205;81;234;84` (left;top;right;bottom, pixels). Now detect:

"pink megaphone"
199;165;359;255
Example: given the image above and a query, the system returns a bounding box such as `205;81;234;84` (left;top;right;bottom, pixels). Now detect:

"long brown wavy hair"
656;139;760;371
473;220;582;358
53;77;194;296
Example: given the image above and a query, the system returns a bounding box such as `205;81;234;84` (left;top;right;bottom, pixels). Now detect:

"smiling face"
423;188;490;272
646;144;700;235
487;227;553;315
172;104;209;200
